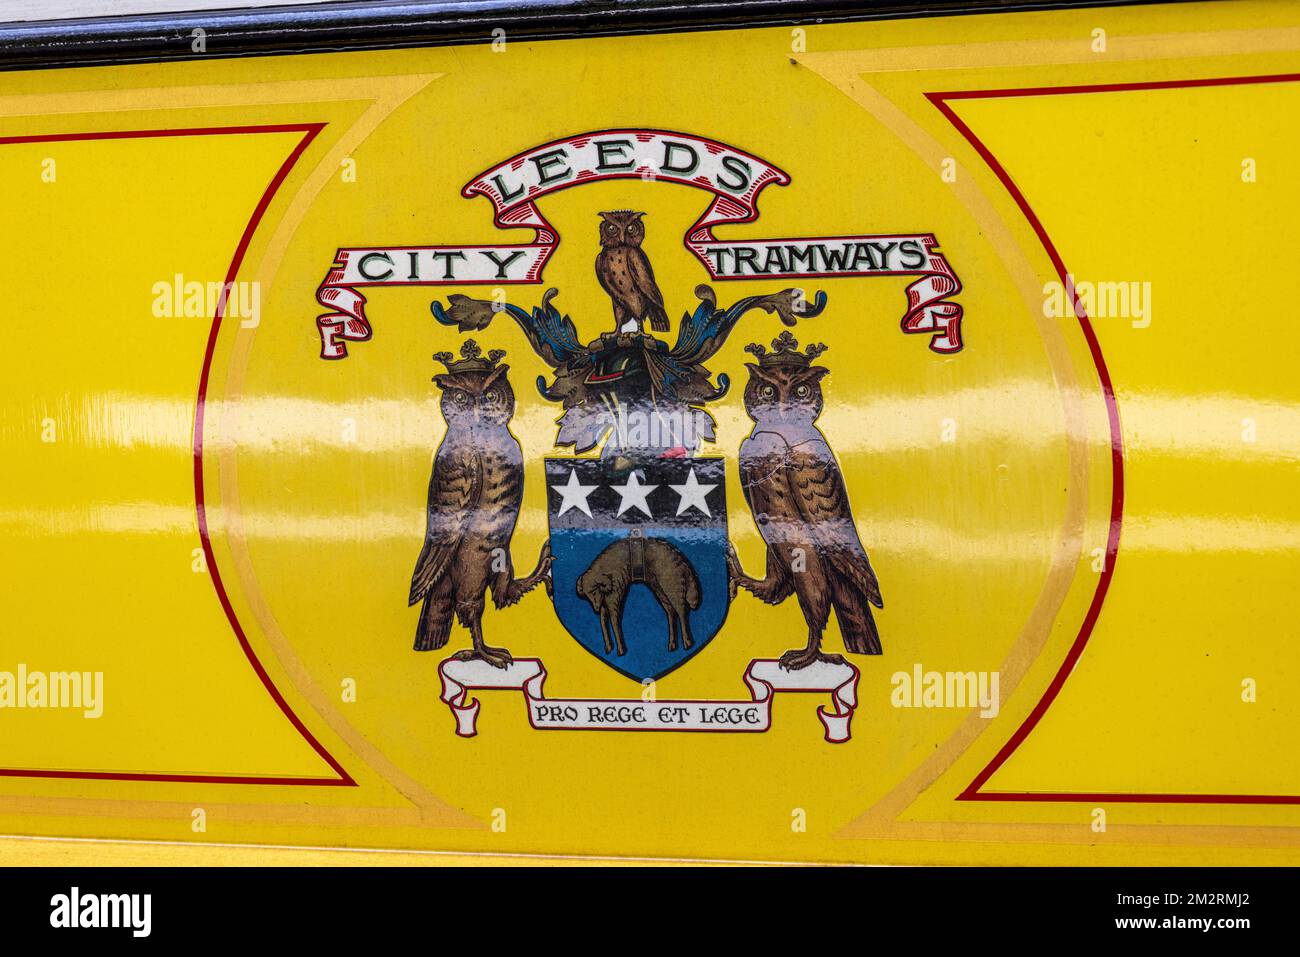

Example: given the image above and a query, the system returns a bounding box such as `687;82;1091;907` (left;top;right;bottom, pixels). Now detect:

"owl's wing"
627;249;667;310
408;444;482;604
786;436;883;608
737;432;796;604
595;250;617;301
738;431;789;511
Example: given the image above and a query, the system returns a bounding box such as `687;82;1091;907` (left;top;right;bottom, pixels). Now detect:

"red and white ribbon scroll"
316;129;964;359
438;657;861;744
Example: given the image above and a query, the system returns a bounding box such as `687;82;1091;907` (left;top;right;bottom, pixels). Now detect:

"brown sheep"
576;533;702;657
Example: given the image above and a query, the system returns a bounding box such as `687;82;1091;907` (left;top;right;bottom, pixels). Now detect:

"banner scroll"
316;129;964;359
438;657;861;743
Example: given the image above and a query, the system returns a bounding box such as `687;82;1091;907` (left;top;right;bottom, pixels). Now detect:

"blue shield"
546;456;730;682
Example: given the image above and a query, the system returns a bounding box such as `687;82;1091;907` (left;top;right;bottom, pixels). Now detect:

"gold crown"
433;339;506;373
744;330;827;368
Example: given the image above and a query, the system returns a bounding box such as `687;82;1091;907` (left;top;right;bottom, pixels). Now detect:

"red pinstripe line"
931;73;1300;806
0;123;352;787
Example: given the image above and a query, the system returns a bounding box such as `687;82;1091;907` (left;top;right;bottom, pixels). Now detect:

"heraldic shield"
546;456;730;682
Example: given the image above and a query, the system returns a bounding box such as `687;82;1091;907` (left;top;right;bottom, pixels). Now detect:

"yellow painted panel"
951;83;1300;798
0;0;1296;865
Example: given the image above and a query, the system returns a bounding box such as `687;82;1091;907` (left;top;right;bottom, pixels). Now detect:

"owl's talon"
452;647;513;669
480;646;513;669
724;544;752;600
778;648;845;671
778;649;810;671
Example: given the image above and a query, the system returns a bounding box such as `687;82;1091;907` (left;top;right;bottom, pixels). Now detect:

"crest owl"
408;340;551;668
595;210;670;333
731;331;884;670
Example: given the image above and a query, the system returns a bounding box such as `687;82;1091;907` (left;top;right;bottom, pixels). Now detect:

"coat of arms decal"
314;128;966;742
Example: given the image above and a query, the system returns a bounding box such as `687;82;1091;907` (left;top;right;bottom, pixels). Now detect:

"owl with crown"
728;331;885;670
408;339;552;668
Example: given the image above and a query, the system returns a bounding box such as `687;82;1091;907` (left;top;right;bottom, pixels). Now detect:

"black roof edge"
0;0;1182;73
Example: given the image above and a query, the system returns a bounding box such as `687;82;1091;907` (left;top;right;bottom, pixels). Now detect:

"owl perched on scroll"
731;331;884;671
408;340;550;668
595;210;670;333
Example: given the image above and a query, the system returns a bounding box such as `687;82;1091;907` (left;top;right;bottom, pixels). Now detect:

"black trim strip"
0;0;1181;73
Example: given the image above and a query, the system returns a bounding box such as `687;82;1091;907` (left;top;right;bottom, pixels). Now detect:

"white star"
611;470;659;518
553;468;596;517
670;467;717;517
